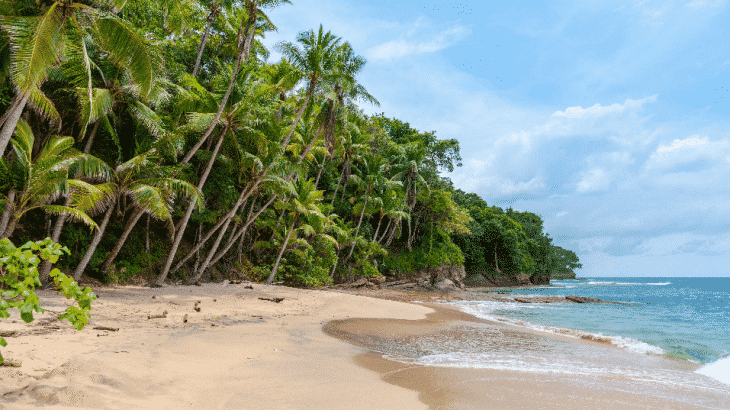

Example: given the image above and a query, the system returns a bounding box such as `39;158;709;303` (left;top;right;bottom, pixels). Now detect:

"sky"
260;0;730;277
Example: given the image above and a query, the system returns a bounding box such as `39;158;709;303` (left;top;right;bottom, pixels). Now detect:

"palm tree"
192;0;228;77
155;0;288;285
72;149;202;280
275;25;341;154
391;143;430;248
265;178;325;284
0;0;156;156
181;0;289;164
343;155;399;261
0;119;111;239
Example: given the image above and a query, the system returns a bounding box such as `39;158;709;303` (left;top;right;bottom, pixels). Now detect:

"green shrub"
0;238;95;364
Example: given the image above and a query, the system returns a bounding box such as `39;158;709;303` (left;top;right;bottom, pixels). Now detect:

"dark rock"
566;296;608;304
435;279;458;292
513;297;569;304
529;274;552;285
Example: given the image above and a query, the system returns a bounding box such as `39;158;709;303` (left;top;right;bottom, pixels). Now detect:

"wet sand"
326;303;730;410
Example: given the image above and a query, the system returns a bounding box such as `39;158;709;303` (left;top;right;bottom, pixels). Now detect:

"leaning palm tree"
72;149;202;280
265;178;325;284
0;0;156;156
0;119;111;239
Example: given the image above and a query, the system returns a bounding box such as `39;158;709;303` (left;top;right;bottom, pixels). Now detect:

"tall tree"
0;0;155;156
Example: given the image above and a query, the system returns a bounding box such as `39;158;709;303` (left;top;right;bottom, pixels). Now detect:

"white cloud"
368;25;469;61
576;168;611;193
643;135;729;170
551;95;657;119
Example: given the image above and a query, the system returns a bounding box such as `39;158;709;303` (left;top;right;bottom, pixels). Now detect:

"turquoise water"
376;277;730;403
481;277;729;365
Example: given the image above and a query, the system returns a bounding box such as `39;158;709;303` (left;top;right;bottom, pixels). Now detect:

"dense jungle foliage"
0;0;581;287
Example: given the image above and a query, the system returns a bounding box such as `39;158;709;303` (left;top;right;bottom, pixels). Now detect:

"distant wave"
584;281;671;286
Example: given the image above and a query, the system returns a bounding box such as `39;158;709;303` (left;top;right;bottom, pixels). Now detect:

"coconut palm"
391;143;431;248
275;25;341;154
156;65;280;285
73;149;202;280
265;178;325;284
0;119;111;239
181;0;289;164
343;155;400;260
0;0;156;156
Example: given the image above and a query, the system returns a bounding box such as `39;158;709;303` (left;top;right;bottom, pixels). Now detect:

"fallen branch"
93;326;119;331
258;297;284;303
148;310;168;319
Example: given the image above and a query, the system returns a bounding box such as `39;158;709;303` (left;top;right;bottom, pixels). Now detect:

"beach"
1;283;729;409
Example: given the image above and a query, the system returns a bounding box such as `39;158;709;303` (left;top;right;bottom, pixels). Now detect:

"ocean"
382;277;730;395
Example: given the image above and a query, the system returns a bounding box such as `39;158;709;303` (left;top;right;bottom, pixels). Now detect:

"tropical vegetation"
0;0;581;290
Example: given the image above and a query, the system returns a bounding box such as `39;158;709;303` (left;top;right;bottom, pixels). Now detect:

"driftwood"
148;310;168;319
93;326;119;331
258;297;284;303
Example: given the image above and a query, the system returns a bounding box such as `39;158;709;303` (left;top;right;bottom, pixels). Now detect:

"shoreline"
325;295;730;410
1;283;728;409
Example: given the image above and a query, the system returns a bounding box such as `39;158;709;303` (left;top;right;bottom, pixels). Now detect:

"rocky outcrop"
510;296;624;304
529;273;551;285
551;270;577;280
565;296;610;304
464;272;532;287
513;296;568;303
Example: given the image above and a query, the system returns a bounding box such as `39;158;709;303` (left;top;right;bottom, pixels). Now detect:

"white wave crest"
455;302;665;356
697;356;730;386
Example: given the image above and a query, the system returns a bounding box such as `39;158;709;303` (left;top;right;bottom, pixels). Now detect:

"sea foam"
456;302;665;356
697;356;730;386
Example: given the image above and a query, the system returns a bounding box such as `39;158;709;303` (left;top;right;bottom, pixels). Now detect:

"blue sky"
261;0;730;277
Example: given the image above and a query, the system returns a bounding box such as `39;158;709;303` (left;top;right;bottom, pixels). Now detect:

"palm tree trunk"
192;11;216;77
101;209;145;276
193;223;202;273
330;167;346;207
0;92;30;157
266;214;298;285
2;216;18;239
314;155;327;188
169;179;259;276
157;126;229;285
83;121;101;154
372;215;383;244
346;189;370;260
39;197;72;284
145;214;151;253
0;190;16;238
208;194;277;267
377;218;392;245
189;197;246;283
280;81;316;155
181;10;255;165
73;204;114;280
329;250;340;279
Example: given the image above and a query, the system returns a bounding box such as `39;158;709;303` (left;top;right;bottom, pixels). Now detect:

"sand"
2;284;729;409
0;283;431;409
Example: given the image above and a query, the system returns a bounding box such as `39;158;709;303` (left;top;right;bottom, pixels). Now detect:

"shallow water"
379;277;730;396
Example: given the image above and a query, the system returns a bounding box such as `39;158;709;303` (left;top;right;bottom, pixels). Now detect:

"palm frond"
67;180;116;216
2;4;66;92
27;87;61;128
42;205;97;231
95;17;154;97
